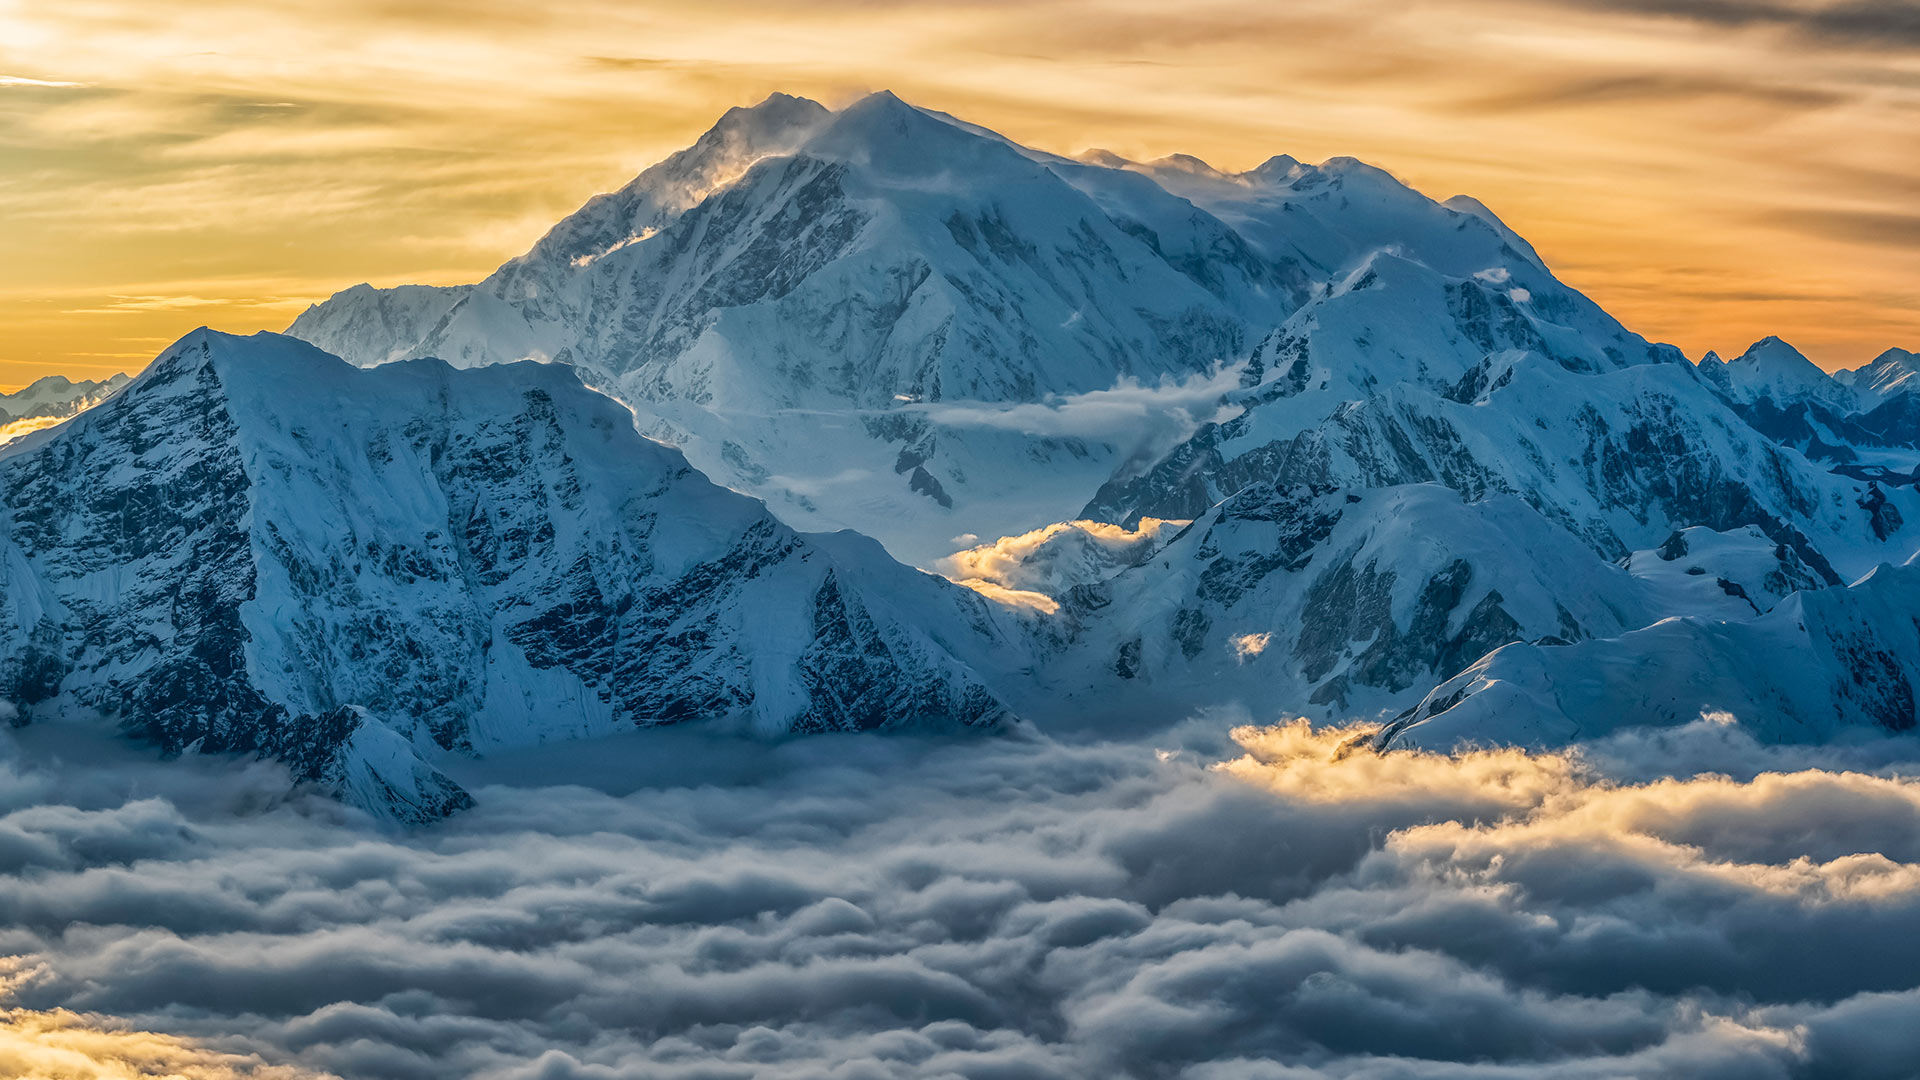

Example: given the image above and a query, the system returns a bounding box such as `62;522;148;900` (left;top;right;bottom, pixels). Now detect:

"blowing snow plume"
9;712;1920;1079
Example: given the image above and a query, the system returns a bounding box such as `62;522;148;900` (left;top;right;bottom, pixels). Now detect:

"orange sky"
2;0;1917;389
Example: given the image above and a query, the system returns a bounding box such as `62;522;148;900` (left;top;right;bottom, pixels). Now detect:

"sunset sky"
2;0;1916;388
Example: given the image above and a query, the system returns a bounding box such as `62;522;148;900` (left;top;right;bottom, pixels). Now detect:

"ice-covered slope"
1624;525;1826;620
1085;253;1916;582
0;330;1024;820
1839;347;1919;401
1031;482;1658;723
1718;335;1861;412
288;283;471;369
1378;560;1920;750
291;92;1314;563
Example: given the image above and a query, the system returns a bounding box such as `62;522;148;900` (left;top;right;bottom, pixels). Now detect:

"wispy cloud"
0;74;90;88
59;295;307;315
1544;0;1920;49
920;363;1248;474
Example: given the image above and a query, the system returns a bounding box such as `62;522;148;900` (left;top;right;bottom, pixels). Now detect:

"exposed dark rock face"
0;330;1021;820
1070;482;1651;716
1082;256;1903;598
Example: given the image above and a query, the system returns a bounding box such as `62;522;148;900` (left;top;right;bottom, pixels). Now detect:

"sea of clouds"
5;708;1920;1079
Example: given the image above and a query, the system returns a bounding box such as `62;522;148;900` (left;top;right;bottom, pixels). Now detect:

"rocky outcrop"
0;330;1024;820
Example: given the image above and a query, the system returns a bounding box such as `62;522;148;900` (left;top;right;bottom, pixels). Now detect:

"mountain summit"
287;91;1654;565
276;92;1919;750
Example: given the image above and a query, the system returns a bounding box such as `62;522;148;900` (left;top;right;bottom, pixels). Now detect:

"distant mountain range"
0;371;130;444
4;92;1914;817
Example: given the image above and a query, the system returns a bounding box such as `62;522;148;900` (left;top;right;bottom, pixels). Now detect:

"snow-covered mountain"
0;372;130;444
1839;346;1920;402
1705;336;1861;412
294;92;1297;399
1016;250;1915;731
1084;253;1911;580
1696;339;1920;474
1042;482;1658;722
0;371;130;421
0;329;1026;821
1077;149;1654;368
1379;559;1920;750
271;90;1920;759
290;91;1621;566
287;283;472;370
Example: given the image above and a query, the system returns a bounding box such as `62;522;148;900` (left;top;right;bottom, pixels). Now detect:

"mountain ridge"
18;91;1912;807
0;327;1028;820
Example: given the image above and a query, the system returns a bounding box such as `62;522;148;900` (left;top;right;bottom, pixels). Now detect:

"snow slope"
1624;525;1827;620
1716;336;1861;412
1085;253;1916;583
0;330;1025;820
1025;482;1658;724
1839;347;1920;402
289;92;1594;565
1379;560;1920;750
275;90;1920;759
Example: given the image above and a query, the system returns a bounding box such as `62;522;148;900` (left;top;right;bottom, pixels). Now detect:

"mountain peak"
805;88;1033;181
1076;147;1134;169
1245;154;1302;182
138;327;357;389
709;91;830;143
1721;335;1858;410
1734;335;1814;368
840;88;914;117
749;90;817;110
1148;153;1226;179
1849;346;1920;400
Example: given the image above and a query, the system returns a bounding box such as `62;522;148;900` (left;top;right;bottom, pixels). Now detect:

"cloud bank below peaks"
7;710;1920;1078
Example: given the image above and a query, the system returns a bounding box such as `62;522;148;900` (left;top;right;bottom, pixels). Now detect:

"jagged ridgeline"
15;92;1919;820
0;330;1023;821
290;90;1916;747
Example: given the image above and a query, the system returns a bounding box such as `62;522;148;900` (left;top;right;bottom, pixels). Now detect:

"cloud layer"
937;517;1186;610
7;712;1920;1078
